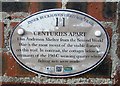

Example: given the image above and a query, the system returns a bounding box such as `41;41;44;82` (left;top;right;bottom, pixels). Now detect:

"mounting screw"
95;31;102;37
18;29;25;35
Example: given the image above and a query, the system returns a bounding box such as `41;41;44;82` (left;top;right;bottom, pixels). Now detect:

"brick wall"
1;1;120;86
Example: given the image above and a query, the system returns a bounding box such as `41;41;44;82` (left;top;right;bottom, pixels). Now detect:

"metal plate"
10;9;110;77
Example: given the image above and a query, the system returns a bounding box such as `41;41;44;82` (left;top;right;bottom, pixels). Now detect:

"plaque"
10;9;110;77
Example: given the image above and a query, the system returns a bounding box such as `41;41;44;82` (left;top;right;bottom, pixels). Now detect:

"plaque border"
10;9;110;77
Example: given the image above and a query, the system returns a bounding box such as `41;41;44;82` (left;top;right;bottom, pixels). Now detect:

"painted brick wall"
0;1;120;86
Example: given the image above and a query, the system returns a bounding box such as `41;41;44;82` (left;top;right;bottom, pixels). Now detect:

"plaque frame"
10;9;110;77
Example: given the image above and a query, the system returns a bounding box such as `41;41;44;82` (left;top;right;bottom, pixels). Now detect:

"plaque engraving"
10;9;110;77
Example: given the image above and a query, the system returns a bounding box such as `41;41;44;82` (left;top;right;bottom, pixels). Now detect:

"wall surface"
0;0;120;86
